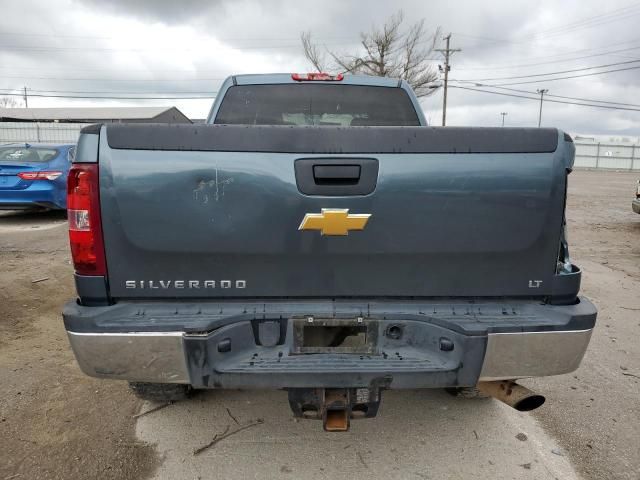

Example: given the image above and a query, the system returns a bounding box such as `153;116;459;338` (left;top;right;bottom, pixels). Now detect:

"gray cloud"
0;0;638;134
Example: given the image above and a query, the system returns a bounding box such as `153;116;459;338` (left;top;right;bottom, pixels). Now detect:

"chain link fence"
574;141;638;170
0;122;89;144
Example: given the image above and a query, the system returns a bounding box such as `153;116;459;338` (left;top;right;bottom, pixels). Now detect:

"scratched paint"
193;168;234;204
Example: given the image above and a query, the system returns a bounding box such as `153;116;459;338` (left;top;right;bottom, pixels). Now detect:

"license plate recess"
291;317;378;355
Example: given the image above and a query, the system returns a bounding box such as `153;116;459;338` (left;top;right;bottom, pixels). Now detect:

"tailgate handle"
313;165;361;185
295;158;378;196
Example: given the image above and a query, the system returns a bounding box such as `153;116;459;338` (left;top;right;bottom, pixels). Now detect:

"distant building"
0;106;192;124
572;133;639;145
571;133;639;170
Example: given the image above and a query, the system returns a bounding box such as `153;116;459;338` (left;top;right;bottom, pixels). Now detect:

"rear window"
214;84;421;126
0;146;59;163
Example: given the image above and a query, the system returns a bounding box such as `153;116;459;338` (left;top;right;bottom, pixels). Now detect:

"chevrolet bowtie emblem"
298;209;371;236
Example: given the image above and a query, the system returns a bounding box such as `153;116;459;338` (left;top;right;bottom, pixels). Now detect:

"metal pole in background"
23;86;28;108
501;112;508;127
436;34;461;127
536;89;548;127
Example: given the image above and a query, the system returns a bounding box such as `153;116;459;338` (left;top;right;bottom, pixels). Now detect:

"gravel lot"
0;169;638;480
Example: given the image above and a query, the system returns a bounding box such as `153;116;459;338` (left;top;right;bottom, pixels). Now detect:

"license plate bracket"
291;317;378;354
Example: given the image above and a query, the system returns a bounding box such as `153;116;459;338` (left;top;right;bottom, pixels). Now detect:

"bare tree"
301;31;327;73
0;96;19;108
301;11;441;97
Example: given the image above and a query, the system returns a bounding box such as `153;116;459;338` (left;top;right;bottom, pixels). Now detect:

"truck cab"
206;73;427;126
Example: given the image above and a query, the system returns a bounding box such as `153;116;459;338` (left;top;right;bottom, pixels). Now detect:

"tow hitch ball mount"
288;387;382;432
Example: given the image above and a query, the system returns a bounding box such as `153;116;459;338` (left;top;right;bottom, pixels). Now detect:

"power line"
451;83;640;108
0;5;633;51
453;4;640;45
453;59;640;82
449;85;640;112
0;42;339;52
454;41;640;70
2;41;635;77
544;91;640;107
0;30;355;43
531;12;640;41
0;32;638;76
450;33;521;44
0;92;215;100
0;8;636;61
2;41;637;78
519;3;640;40
0;75;226;82
0;65;232;74
454;6;640;48
0;87;217;95
20;85;638;108
6;84;638;111
475;65;640;86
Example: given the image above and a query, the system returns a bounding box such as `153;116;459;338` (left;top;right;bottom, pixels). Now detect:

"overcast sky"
1;0;639;137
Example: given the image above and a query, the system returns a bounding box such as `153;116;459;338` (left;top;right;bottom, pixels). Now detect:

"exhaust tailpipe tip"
477;380;546;412
514;393;546;412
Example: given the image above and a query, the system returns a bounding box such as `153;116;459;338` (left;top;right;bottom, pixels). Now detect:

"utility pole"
501;112;508;127
23;86;28;108
436;34;461;126
536;89;548;127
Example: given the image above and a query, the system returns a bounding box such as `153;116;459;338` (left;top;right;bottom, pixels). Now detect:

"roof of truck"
232;73;402;87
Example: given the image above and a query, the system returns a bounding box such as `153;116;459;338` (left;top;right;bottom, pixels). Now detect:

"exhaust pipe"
477;380;545;411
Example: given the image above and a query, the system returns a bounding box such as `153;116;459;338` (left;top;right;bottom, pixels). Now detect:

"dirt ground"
0;169;638;480
528;169;640;480
0;211;158;480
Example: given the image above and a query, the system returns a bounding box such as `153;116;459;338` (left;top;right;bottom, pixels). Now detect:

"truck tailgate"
97;124;571;299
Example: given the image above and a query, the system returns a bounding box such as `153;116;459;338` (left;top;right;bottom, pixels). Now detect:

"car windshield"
0;146;59;163
213;84;421;126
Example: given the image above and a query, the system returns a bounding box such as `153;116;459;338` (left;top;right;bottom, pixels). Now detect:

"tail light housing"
292;72;344;81
18;171;63;180
67;164;106;276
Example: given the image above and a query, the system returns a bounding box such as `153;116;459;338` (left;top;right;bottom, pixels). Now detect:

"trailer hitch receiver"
288;387;382;431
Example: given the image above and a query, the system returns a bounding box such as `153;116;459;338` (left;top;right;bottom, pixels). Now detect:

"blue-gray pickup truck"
63;73;596;431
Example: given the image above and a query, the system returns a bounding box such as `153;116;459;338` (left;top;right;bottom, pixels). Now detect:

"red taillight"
291;72;344;81
18;171;63;181
67;164;106;276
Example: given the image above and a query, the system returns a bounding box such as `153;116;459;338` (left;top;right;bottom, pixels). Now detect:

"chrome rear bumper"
67;326;594;386
478;328;593;381
68;331;189;383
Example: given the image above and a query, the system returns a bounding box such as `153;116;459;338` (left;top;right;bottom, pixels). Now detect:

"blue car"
0;143;75;211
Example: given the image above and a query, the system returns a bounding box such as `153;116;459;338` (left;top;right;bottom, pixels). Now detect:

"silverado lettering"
124;280;246;289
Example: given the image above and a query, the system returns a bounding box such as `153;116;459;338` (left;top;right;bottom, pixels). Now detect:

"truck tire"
129;382;192;402
445;387;489;399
